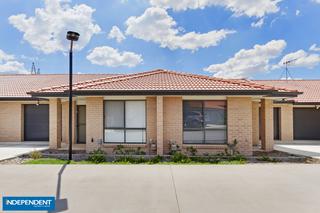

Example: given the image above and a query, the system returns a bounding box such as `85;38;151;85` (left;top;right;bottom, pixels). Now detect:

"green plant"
149;155;163;164
134;147;146;155
169;140;180;155
225;139;239;156
29;150;42;159
113;146;146;156
114;156;147;164
257;155;280;163
87;148;106;164
186;146;198;156
113;145;125;155
171;152;191;163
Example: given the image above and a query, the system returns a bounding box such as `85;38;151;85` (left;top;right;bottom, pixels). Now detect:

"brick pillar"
61;101;76;145
261;99;274;151
163;97;183;154
280;104;293;141
156;96;164;155
49;98;62;149
252;101;260;146
146;97;157;152
227;97;253;155
86;97;104;152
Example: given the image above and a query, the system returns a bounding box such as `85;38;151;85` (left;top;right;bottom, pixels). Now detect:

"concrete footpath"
0;164;320;213
0;142;49;161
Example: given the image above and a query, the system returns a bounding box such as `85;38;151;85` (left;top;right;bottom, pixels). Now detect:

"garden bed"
0;146;313;165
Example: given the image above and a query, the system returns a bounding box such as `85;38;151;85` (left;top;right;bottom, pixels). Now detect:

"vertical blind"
104;101;146;143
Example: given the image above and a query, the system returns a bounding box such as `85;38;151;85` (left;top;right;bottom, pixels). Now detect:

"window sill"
182;144;227;149
102;143;147;148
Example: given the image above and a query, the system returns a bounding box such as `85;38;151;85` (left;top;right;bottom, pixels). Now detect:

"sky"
0;0;320;79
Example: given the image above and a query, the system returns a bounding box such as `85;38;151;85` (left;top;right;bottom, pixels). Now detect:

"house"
255;80;320;142
0;69;308;156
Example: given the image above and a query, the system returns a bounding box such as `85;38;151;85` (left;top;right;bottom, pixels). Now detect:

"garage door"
293;108;320;140
24;105;49;141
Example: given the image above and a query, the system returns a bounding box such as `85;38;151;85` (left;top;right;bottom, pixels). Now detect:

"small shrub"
114;156;147;164
186;146;198;156
225;139;239;156
113;145;125;155
149;155;163;164
29;150;42;159
135;147;146;155
171;152;191;163
87;148;106;164
257;155;280;163
169;140;180;155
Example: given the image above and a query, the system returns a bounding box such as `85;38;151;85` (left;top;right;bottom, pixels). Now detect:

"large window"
104;100;146;143
183;100;227;144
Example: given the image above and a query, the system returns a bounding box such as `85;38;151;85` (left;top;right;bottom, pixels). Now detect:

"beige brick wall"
273;103;293;142
156;96;164;155
61;101;76;145
252;101;260;146
0;102;23;142
146;97;157;154
261;99;274;151
146;97;157;141
86;97;104;152
163;97;183;154
49;98;62;149
227;97;253;155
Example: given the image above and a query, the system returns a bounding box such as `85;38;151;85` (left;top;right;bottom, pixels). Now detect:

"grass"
24;158;247;165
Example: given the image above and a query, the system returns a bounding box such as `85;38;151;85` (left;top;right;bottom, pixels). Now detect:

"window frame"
183;100;228;145
103;100;147;144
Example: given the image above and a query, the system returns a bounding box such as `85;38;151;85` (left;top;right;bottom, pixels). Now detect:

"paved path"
274;144;320;158
0;164;320;213
0;142;49;161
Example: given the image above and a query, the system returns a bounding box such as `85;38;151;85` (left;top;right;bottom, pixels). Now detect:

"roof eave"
29;89;299;97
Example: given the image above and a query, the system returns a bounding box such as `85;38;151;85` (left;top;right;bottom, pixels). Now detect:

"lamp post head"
66;31;80;41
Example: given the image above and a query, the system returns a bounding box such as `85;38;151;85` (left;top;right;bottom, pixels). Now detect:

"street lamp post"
66;31;80;161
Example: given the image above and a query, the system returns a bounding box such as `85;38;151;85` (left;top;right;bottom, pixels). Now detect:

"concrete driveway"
0;142;49;161
275;142;320;158
0;164;320;213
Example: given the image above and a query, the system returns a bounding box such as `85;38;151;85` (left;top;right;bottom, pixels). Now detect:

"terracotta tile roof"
255;80;320;103
30;69;299;96
0;74;117;98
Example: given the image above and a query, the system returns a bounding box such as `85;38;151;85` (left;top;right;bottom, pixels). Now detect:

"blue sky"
0;0;320;79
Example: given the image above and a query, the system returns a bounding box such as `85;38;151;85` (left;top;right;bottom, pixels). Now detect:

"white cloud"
9;0;101;54
0;49;28;74
86;46;143;67
278;50;320;68
295;10;300;16
126;7;235;51
108;26;126;43
309;44;320;52
149;0;281;18
204;40;286;78
251;18;264;28
312;0;320;4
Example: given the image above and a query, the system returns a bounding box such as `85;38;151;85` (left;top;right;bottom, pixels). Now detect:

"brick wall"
49;99;62;149
261;99;274;151
61;101;76;145
0;102;23;142
146;97;157;154
86;97;104;152
163;97;183;154
252;101;260;146
227;97;253;155
273;103;293;142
